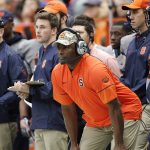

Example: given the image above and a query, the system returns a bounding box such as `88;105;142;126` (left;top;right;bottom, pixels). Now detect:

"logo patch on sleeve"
102;76;109;83
140;46;146;55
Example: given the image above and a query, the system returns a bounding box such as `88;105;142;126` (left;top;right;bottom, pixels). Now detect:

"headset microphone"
145;6;150;27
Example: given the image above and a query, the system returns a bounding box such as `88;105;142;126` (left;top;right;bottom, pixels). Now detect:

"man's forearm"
61;103;78;145
19;99;29;118
108;99;124;145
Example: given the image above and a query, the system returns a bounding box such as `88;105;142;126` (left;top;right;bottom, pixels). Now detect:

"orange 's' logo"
59;32;65;39
140;47;147;55
42;60;47;68
78;78;84;87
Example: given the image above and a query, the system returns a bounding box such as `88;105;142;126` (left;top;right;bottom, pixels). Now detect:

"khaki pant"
135;104;150;150
34;129;68;150
80;120;140;150
111;120;140;150
0;122;17;150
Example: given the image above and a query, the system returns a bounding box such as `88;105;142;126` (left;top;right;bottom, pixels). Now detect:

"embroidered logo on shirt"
78;78;84;87
42;60;47;68
140;46;146;55
102;76;109;83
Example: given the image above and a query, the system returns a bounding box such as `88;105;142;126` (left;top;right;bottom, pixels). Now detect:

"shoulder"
92;48;115;60
49;47;59;62
53;63;63;73
84;54;107;73
87;56;115;88
4;43;18;56
47;45;58;55
104;45;115;56
84;54;101;64
3;44;24;65
52;63;64;81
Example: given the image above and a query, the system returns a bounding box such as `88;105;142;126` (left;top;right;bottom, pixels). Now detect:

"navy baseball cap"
0;10;13;25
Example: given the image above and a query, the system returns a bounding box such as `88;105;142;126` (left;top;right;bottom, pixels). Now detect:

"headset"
0;19;4;28
56;28;88;55
145;6;150;27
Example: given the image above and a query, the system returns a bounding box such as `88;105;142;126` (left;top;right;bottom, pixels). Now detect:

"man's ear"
89;32;94;43
51;27;57;35
61;15;67;25
0;28;4;39
0;28;4;34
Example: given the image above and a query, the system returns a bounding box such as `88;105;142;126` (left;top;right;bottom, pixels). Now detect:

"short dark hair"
72;19;94;43
59;11;68;26
34;12;59;30
59;11;67;18
75;15;96;28
113;21;133;34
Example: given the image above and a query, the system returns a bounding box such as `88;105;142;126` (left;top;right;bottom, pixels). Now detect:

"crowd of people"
0;0;150;150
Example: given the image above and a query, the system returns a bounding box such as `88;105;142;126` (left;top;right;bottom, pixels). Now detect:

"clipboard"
25;80;45;87
7;86;29;93
8;86;19;92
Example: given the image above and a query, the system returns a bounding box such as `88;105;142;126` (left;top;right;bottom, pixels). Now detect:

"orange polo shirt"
52;54;142;127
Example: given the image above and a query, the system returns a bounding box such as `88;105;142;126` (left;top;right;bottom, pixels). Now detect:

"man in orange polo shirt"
51;28;142;150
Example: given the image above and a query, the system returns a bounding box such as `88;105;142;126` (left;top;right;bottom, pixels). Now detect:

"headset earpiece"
56;28;88;55
146;6;150;25
76;39;88;55
0;19;4;28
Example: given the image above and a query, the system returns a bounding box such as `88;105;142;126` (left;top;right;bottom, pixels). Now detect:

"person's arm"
52;66;79;149
19;99;30;129
30;54;59;101
20;99;29;118
61;103;79;150
0;52;28;105
107;58;122;78
107;98;126;150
